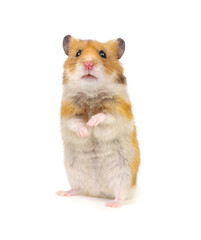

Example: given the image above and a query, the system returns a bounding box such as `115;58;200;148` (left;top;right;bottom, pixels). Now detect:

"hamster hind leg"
103;160;132;208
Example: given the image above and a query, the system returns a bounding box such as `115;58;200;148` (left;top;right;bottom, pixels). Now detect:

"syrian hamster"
56;35;140;208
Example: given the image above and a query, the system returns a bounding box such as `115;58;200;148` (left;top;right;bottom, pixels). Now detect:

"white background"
0;0;200;239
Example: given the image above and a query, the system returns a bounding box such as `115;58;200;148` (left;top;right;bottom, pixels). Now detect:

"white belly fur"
61;116;135;199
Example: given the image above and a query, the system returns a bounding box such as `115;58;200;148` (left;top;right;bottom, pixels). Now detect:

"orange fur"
114;97;133;120
60;101;75;118
130;128;140;185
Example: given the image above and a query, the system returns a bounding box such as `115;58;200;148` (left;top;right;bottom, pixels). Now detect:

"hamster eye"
75;50;82;57
99;50;106;58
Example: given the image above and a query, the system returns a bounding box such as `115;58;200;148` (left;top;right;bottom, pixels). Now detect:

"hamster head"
62;35;126;89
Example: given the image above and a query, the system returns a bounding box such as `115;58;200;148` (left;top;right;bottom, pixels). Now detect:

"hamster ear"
117;38;125;59
63;35;72;55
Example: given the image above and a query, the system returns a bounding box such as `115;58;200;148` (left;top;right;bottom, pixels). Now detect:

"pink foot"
87;113;106;127
77;126;89;137
105;199;121;208
56;189;78;197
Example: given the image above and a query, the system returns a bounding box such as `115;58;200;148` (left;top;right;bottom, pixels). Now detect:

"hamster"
56;35;140;208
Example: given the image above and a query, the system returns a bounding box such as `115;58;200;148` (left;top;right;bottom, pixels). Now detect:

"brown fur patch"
61;92;133;122
117;75;126;84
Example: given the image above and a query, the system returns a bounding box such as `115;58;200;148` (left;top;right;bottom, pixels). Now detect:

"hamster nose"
84;60;94;70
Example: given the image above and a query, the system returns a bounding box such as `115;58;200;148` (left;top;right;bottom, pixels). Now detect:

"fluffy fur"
60;36;140;204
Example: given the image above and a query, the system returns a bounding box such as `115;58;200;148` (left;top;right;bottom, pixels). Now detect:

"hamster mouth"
82;74;97;81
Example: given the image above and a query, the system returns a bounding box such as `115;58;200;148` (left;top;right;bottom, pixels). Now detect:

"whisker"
104;67;114;74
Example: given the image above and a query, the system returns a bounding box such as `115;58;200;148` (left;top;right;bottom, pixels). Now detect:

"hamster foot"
105;199;121;208
56;189;78;197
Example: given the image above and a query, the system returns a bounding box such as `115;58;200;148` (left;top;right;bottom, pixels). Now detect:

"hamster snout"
84;60;94;71
82;60;98;81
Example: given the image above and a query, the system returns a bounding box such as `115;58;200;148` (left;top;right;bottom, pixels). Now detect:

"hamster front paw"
77;125;89;137
87;113;106;127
